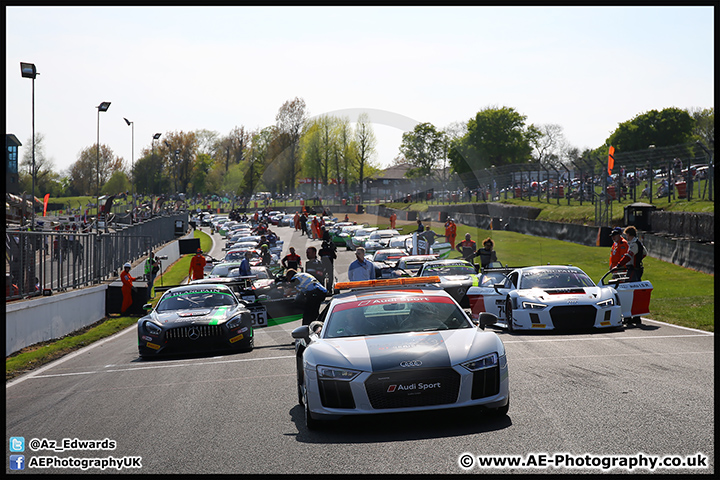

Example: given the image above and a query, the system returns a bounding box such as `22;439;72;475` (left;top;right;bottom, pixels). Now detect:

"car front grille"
165;324;224;340
550;305;597;329
365;368;461;409
445;286;470;307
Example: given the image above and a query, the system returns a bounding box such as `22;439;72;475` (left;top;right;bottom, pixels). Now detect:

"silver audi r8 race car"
291;277;509;429
466;265;653;332
416;259;482;308
137;284;254;358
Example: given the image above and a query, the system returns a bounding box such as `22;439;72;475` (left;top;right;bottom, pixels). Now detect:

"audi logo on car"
399;360;422;367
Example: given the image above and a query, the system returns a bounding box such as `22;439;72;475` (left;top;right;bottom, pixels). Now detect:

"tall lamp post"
96;102;111;232
123;117;135;223
151;133;162;214
20;62;39;229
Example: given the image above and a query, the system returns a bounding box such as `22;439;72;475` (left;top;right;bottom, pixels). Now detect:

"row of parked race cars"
139;210;654;428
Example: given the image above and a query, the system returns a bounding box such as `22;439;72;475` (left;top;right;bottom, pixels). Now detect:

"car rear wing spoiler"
153;276;261;293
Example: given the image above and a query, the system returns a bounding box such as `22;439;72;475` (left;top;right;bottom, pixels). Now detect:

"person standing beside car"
284;269;328;325
239;251;253;277
456;233;478;265
189;248;207;281
121;262;137;314
419;225;439;254
348;247;375;281
608;227;629;270
475;237;498;269
319;231;338;291
144;251;160;299
282;246;302;272
612;226;647;283
444;217;457;250
304;246;325;283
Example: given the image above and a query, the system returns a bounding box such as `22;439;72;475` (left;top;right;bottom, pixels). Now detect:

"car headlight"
226;315;245;329
317;365;361;381
522;301;547;310
461;352;498;372
143;320;162;336
596;298;615;307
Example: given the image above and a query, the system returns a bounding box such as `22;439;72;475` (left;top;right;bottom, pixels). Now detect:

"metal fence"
5;212;188;302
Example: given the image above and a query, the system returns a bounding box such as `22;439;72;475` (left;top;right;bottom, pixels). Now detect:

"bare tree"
354;112;376;200
531;123;565;166
20;132;55;192
275;97;308;195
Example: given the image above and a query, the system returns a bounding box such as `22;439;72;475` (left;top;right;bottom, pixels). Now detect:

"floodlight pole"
124;118;135;222
20;62;39;229
96;102;111;233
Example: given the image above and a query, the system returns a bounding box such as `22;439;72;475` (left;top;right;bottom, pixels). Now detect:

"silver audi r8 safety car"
137;284;254;357
466;265;653;332
291;277;509;429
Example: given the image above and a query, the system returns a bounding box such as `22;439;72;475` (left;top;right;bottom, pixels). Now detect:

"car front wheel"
506;298;515;333
303;384;322;430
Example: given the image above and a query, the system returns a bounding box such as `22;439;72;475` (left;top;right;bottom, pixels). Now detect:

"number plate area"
247;305;268;327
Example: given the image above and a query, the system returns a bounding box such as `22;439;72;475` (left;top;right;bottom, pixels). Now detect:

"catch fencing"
5;213;188;302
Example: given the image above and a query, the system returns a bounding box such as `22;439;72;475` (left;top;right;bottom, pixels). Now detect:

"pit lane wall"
5;236;186;357
360;204;714;276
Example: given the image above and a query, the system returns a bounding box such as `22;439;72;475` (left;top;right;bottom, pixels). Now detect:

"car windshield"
210;265;236;276
225;250;258;262
324;294;471;338
370;231;396;240
388;238;407;248
479;271;509;286
250;267;270;279
519;268;595;289
421;263;476;275
402;261;426;271
157;289;237;311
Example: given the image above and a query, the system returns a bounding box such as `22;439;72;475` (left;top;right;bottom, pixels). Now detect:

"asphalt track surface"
6;220;714;474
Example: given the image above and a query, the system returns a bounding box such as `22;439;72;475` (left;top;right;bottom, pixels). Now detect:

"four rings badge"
400;360;422;367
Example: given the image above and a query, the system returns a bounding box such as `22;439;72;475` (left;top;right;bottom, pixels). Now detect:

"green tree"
606;107;694;152
102;170;131;196
688;107;714;147
449;106;536;186
190;153;214;194
399;122;446;178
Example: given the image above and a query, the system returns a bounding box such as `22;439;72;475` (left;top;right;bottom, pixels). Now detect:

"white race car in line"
467;265;653;332
291;276;509;429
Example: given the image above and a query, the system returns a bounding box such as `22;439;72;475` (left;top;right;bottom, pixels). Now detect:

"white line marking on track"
26;355;296;379
510;350;713;360
503;334;712;344
6;326;137;389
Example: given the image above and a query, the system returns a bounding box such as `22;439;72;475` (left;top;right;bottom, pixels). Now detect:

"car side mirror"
143;303;153;311
477;312;499;330
291;325;311;343
492;283;506;294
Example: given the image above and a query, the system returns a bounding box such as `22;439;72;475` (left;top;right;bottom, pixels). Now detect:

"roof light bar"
334;276;441;291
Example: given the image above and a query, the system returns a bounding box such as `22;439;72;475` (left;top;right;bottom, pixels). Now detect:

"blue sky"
6;6;714;176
